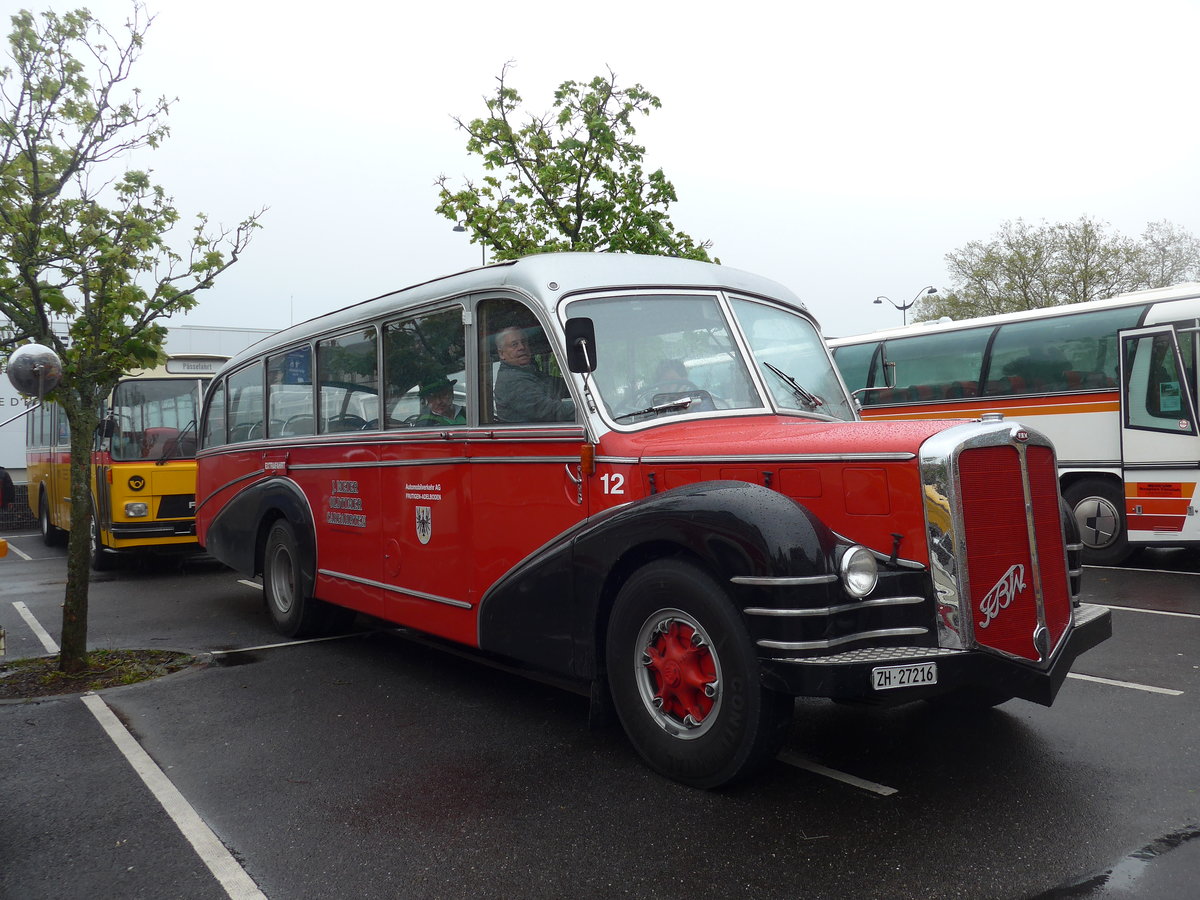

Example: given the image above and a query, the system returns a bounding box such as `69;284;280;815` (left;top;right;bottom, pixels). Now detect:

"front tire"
89;510;115;572
605;559;792;788
1064;478;1130;566
39;493;65;547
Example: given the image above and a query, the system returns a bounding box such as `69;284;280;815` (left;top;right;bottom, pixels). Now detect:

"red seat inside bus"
142;426;179;458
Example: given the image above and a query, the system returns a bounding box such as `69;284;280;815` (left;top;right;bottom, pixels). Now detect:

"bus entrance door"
1118;324;1200;543
378;434;473;643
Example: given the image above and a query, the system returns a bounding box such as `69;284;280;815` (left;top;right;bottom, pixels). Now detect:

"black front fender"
477;480;838;682
205;477;316;597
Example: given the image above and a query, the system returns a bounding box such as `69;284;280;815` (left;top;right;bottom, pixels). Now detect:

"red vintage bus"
195;253;1110;787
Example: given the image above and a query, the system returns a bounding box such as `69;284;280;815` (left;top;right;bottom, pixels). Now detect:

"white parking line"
1067;672;1184;696
12;601;59;653
5;542;32;561
81;693;267;900
777;749;899;796
237;579;262;591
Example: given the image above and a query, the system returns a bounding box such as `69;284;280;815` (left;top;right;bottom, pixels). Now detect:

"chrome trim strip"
1065;542;1083;552
731;574;837;586
744;595;925;617
641;452;916;465
1068;567;1083;578
317;569;473;609
472;432;590;441
289;458;468;470
595;456;640;465
277;456;579;471
1016;440;1052;661
469;456;580;465
757;626;928;651
288;460;399;470
829;530;926;569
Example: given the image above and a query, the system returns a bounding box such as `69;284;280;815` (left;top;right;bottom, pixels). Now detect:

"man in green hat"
414;376;465;426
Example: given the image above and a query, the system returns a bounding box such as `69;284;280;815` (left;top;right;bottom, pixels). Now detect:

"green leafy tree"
0;4;262;674
915;216;1200;321
435;63;713;262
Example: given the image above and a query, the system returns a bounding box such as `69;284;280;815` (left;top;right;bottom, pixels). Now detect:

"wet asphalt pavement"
2;535;1198;899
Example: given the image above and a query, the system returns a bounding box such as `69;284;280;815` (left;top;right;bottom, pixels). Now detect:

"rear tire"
262;519;354;637
264;520;322;637
605;559;792;788
1064;478;1131;566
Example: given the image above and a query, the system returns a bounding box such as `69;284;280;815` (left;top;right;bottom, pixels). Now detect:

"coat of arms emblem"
415;506;432;545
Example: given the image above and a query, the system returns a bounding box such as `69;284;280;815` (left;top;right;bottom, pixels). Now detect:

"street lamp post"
452;223;486;265
874;285;938;327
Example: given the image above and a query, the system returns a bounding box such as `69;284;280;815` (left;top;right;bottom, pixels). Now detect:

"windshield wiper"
763;362;824;410
614;396;697;422
157;419;196;465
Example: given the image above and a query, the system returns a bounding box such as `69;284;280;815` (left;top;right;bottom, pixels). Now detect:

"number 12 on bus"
831;282;1200;566
195;253;1110;787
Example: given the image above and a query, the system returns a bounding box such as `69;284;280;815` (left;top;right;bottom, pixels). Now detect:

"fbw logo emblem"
979;564;1025;629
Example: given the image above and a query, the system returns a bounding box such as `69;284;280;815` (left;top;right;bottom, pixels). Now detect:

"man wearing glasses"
494;325;576;423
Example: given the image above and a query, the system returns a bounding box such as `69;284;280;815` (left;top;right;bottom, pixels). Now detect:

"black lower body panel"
758;603;1112;707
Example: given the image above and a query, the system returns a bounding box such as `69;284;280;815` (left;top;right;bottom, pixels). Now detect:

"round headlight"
840;545;878;598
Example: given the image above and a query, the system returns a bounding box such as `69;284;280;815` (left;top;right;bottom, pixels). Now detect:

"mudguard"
477;480;838;681
204;477;317;597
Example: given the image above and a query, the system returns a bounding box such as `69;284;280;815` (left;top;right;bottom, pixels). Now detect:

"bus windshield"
731;297;856;421
108;378;205;461
571;292;854;423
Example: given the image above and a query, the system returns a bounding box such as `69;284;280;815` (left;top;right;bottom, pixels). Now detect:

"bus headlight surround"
125;502;149;518
840;545;878;597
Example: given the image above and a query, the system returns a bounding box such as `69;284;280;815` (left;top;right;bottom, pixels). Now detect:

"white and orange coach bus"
830;283;1200;567
195;253;1110;787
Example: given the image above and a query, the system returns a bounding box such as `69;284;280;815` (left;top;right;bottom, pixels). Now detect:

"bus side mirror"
98;418;117;438
565;317;597;373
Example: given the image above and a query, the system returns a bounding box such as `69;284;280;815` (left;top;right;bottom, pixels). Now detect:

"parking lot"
2;534;1198;899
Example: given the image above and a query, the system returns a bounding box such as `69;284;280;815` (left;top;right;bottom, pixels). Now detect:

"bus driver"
493;325;575;423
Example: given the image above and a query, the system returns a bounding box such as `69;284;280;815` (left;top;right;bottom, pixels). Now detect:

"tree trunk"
58;400;99;675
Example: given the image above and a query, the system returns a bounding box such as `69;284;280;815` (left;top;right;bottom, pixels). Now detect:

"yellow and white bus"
26;354;227;569
830;283;1200;565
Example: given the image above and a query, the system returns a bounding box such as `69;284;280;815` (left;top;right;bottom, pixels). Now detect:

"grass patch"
0;648;195;700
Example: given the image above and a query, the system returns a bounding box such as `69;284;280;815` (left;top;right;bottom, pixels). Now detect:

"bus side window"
317;327;379;433
1123;331;1195;432
482;301;574;424
202;380;226;447
227;363;264;443
383;307;466;428
268;347;314;437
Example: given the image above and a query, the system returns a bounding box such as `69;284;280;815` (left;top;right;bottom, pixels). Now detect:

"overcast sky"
52;0;1200;338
